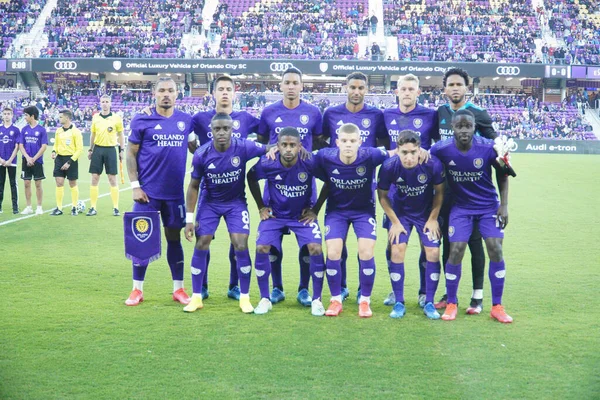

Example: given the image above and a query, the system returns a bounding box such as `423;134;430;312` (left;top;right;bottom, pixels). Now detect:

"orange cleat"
325;300;343;316
434;294;448;309
358;301;373;318
441;303;458;320
490;305;513;323
173;288;191;305
125;289;143;306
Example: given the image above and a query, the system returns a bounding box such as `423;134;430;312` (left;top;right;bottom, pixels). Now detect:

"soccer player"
430;110;512;323
183;113;272;314
18;106;47;215
50;110;83;216
191;75;260;301
257;67;324;307
0;107;20;214
247;127;326;316
314;123;390;318
377;130;444;319
124;77;196;306
87;94;125;216
436;68;498;314
322;72;389;301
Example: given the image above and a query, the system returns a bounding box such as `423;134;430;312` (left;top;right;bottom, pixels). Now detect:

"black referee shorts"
53;155;79;180
89;145;118;175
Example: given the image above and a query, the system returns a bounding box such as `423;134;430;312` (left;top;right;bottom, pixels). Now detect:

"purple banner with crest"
124;211;161;263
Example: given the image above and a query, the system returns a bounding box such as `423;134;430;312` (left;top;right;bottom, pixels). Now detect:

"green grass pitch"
1;151;599;399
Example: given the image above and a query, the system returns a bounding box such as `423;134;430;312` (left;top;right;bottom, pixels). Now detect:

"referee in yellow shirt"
87;95;125;216
50;110;83;216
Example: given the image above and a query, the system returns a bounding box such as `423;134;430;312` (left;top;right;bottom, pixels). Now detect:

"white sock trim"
173;280;184;292
133;280;144;291
359;295;371;304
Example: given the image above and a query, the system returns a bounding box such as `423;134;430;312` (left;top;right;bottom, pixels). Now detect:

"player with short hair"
18;106;47;215
0;107;20;214
183;113;273;314
50;110;83;216
377;130;445;319
257;67;324;307
248;127;326;316
87;94;125;217
124;77;196;306
314;123;391;318
430;110;512;323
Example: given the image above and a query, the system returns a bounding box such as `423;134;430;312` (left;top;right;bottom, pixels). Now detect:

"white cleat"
254;298;272;315
35;207;43;215
21;206;33;215
311;299;326;316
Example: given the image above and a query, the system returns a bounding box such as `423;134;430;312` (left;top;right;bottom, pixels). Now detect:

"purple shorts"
195;200;250;236
390;214;440;248
448;205;504;243
133;197;185;229
257;218;322;251
325;209;377;240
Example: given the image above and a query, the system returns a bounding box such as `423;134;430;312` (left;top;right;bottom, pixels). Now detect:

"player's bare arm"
424;182;444;240
246;171;272;220
126;142;149;203
184;177;201;241
494;164;509;229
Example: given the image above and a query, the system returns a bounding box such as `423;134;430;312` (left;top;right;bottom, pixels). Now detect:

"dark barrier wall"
512;139;600;154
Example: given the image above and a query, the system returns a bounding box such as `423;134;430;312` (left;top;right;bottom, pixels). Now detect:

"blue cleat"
383;291;396;306
270;287;286;304
296;289;312;307
418;294;427;309
423;302;441;320
389;302;406;319
227;286;240;300
341;287;350;302
201;286;209;300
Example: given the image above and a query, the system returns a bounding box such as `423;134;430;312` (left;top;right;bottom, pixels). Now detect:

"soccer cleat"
466;298;483;315
356;289;362;305
254;298;272;315
340;287;350;302
201;286;209;300
239;297;254;314
71;207;78;216
227;286;241;300
86;207;97;216
325;300;343;316
35;207;43;215
423;302;441;319
441;303;458;321
311;299;325;316
418;294;427;309
358;301;373;318
383;291;396;306
183;295;204;312
434;294;448;309
270;287;285;304
296;288;312;307
13;208;19;214
389;302;406;319
172;288;191;305
50;208;63;216
125;289;144;306
113;208;120;216
21;206;33;215
490;305;513;323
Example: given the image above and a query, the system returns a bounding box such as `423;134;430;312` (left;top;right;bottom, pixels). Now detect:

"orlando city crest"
132;216;153;243
356;166;366;176
177;121;186;132
448;226;455;237
300;115;309;125
473;158;483;169
418;173;428;183
233;120;240;130
362;118;371;128
413;118;423;129
298;172;308;183
231;156;241;167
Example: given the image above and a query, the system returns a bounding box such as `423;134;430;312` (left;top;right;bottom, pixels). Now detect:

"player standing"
0;107;20;214
18;106;47;215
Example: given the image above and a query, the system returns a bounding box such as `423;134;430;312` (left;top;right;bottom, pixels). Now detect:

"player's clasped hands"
259;206;274;220
388;221;407;245
299;208;318;225
132;187;149;204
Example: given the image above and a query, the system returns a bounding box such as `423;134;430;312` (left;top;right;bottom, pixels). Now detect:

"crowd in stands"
0;0;45;58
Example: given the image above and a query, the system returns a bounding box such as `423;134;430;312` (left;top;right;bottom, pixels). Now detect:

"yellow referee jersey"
91;112;124;147
54;125;83;161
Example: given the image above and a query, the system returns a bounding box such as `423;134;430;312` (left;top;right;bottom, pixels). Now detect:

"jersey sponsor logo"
132;216;154;243
269;62;295;72
0;136;10;144
154;124;162;130
356;166;366;176
300;115;309;125
413;118;423;129
496;66;520;76
298;172;308;182
54;61;78;70
231;156;240;167
177;121;186;132
275;117;283;123
362;118;371;128
208;163;216;169
418;173;428;183
449;160;456;166
275;174;283;180
332;169;340;174
233;120;240;130
473;158;484;169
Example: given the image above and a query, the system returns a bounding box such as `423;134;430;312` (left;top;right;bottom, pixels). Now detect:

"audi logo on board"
54;61;78;70
496;66;521;76
269;62;295;72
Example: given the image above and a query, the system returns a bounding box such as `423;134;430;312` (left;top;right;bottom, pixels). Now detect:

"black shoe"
86;207;97;216
50;208;63;216
13;208;19;214
71;207;78;216
113;208;120;216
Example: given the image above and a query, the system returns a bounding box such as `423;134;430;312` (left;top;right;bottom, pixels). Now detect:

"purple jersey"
430;137;499;212
128;109;193;200
258;100;322;151
377;155;445;220
315;147;388;213
192;138;266;203
383;105;439;150
18;124;48;164
248;156;316;219
192;109;259;145
322;103;388;148
0;124;20;162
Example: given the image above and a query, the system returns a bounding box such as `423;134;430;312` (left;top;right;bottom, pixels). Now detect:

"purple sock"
167;240;184;281
445;262;462;304
202;250;210;288
359;258;376;297
418;250;427;295
489;260;506;305
191;249;208;295
229;244;238;288
340;246;348;288
326;258;342;297
425;261;441;303
310;254;325;300
388;261;405;303
298;246;311;292
270;247;283;290
132;259;149;281
255;252;271;299
235;250;252;295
